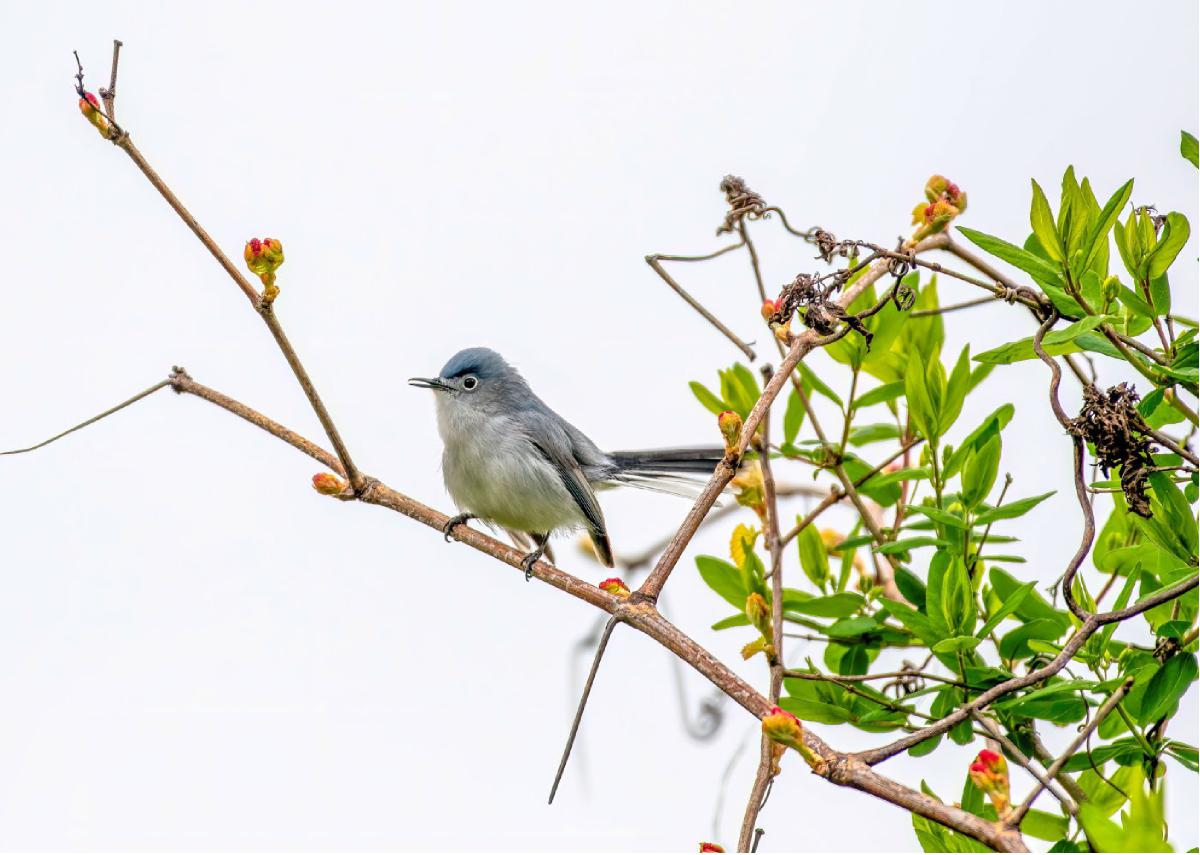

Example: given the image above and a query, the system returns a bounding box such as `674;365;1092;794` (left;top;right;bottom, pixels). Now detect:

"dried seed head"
1068;383;1156;517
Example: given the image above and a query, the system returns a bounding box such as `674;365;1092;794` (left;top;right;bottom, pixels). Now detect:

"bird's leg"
521;533;551;581
441;512;477;541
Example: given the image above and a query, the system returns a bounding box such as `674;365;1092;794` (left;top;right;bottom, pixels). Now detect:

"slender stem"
548;616;619;804
113;135;365;490
645;253;756;360
1;379;170;456
1009;678;1134;824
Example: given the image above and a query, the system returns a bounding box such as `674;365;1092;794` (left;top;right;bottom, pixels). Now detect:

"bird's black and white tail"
605;446;726;499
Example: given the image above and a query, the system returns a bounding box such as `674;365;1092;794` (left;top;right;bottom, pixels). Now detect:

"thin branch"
1009;677;1134;825
1;378;170;456
645;251;757;360
637;236;948;603
971;711;1076;817
99;38;122;121
26;361;1031;852
548;615;619;804
110;134;365;490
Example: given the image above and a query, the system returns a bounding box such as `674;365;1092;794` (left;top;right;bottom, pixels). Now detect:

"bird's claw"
521;547;546;581
442;513;475;542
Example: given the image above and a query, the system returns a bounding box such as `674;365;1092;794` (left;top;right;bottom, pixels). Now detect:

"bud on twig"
244;237;285;303
968;748;1011;819
717;410;743;454
598;577;631;598
745;592;772;639
731;460;767;520
910;175;967;244
699;843;725;853
312;472;348;496
78;91;114;139
762;705;822;768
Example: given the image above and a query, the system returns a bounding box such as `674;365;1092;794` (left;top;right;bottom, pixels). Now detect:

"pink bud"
598;577;631;598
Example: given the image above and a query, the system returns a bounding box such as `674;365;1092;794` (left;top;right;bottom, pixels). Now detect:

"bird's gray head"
408;347;531;412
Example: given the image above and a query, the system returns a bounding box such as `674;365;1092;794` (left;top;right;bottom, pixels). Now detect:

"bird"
409;347;724;578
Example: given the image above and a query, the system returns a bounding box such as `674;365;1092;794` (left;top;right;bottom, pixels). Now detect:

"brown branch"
133;368;1030;852
738;366;785;852
637;235;947;603
970;711;1076;817
548;615;619;804
645;248;757;360
110;134;365;491
98;39;123;121
1009;677;1134;825
1;378;170;456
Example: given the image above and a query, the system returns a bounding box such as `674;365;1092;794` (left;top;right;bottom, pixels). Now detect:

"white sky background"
0;1;1197;851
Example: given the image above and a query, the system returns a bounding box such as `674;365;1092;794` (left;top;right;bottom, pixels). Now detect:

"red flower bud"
312;472;348;496
761;705;805;751
968;748;1011;818
598;577;631;598
699;844;725;853
78;91;113;139
717;410;742;454
244;237;285;303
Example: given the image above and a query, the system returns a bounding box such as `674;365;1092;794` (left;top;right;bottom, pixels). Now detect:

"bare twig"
645;250;757;360
548;615;619;804
1;379;170;456
99;39;122;121
1009;677;1135;825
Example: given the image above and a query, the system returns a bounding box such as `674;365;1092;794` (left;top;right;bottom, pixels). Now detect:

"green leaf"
1140;653;1198;723
907;504;969;529
1082;179;1134;271
961;434;1001;508
905;352;936;441
976;581;1035;639
974;314;1114;364
990;566;1071;632
1182;130;1199;168
848;422;901;446
797;524;830;588
865;467;930;490
938;345;972;436
999;618;1066;660
856;381;905;408
957;226;1067;292
1147;212;1190;279
1116;283;1156;318
876;536;945;555
944;405;1015;479
711;613;750;630
1020;808;1069;842
784;591;864;618
973;492;1056;525
689;381;726;415
799;361;843;407
695;556;747;610
932;635;982;654
1030;178;1065;261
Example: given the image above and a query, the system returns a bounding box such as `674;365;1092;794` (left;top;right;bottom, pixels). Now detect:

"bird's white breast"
435;395;585;535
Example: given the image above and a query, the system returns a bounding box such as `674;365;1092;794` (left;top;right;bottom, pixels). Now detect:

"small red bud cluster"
909;174;967;244
598;577;631;598
699;843;725;853
968;748;1011;818
244;237;285;303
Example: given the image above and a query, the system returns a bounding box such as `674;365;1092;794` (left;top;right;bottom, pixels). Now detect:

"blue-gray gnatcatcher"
409;347;722;577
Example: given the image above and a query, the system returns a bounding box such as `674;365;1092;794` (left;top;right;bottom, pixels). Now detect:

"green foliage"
685;144;1196;852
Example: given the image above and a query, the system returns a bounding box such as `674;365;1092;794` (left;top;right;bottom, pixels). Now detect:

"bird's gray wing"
523;411;614;566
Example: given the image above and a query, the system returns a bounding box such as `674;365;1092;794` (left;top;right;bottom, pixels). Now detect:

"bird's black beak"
408;376;451;392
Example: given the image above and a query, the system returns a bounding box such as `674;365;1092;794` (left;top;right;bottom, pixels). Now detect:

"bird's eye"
462;375;479;391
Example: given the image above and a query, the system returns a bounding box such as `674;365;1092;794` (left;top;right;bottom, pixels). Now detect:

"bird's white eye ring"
462;375;479;391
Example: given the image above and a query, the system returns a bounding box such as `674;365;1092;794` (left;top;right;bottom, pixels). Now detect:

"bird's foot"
520;545;547;581
442;512;476;541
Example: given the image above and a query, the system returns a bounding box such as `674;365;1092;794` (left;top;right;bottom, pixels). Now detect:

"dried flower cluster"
1068;383;1156;517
